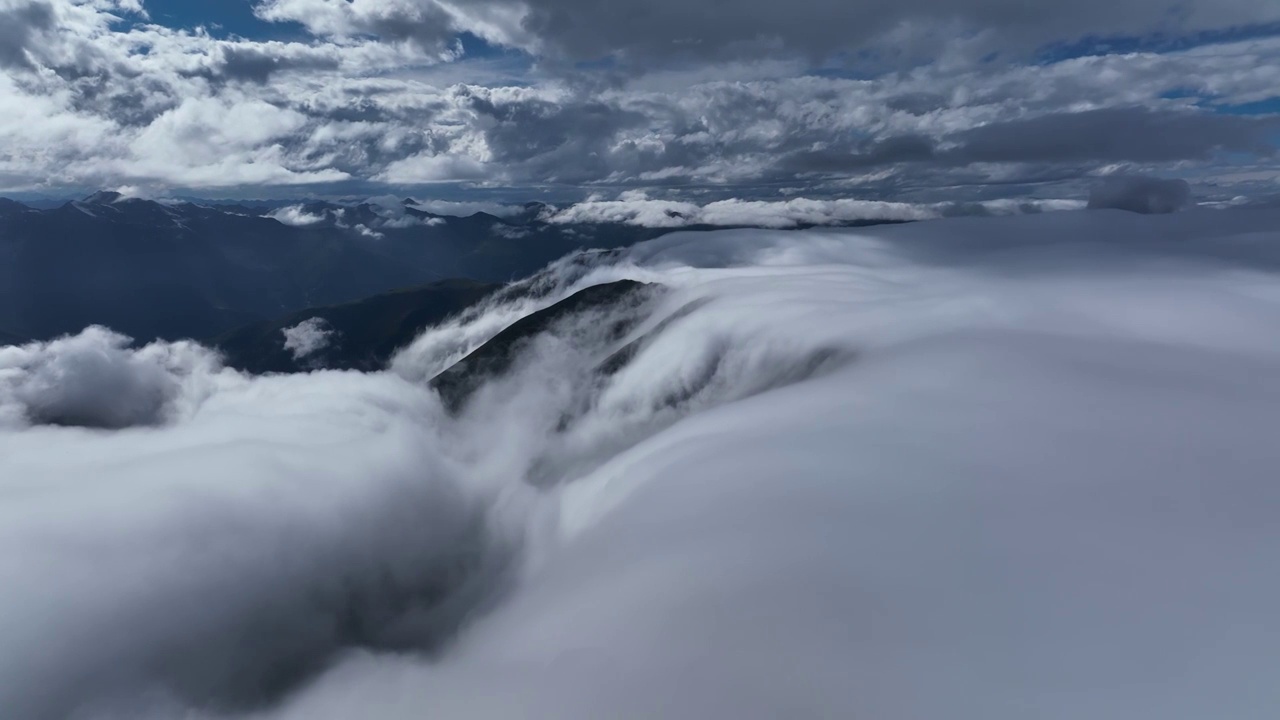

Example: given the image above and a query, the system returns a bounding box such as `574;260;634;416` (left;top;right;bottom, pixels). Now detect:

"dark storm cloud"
0;1;54;70
213;46;342;84
1088;175;1193;213
462;91;641;163
776;108;1278;183
255;0;1280;65
885;92;951;116
333;4;457;50
458;88;651;182
394;90;1280;193
781;135;939;174
949;107;1280;163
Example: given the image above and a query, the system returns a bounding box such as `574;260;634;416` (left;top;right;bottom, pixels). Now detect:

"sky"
1;0;1279;202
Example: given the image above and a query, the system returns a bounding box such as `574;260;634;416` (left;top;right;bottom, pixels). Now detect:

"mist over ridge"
6;0;1280;713
3;207;1280;718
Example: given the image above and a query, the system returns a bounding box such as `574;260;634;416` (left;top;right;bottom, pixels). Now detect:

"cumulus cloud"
376;152;491;184
5;208;1280;718
0;0;1277;198
0;326;222;429
948;107;1280;164
282;318;335;360
362;195;448;226
212;44;343;85
0;0;55;70
268;205;327;226
253;0;527;54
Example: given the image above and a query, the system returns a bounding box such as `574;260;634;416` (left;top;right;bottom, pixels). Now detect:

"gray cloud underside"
253;0;1280;63
784;108;1279;172
0;0;1277;197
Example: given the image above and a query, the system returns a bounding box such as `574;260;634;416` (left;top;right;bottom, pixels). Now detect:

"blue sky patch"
1215;97;1280;116
1037;20;1280;63
138;0;304;40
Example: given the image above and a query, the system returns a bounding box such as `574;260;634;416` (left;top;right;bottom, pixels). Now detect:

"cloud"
268;205;327;226
252;0;1280;68
781;134;940;174
282;318;335;360
781;107;1280;182
1088;175;1194;213
531;0;1280;63
0;1;55;70
948;107;1280;164
5;207;1280;717
0;369;499;718
212;45;343;85
254;0;488;54
0;326;222;429
377;153;490;184
0;0;1278;200
542;193;1084;227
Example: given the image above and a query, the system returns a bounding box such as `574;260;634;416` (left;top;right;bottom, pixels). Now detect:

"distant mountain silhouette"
1;193;913;350
0;194;665;344
214;279;500;374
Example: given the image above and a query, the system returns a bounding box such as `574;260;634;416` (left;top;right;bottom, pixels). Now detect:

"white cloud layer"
543;192;1086;227
2;207;1280;718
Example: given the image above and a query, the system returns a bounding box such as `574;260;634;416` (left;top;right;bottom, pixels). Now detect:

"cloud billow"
0;326;220;429
3;208;1280;717
283;317;336;360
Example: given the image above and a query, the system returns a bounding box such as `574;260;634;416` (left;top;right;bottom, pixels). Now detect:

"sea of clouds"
2;207;1280;719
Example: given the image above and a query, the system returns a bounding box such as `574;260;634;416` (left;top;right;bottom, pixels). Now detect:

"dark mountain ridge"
428;280;655;412
0;193;913;357
0;194;665;344
214;279;500;375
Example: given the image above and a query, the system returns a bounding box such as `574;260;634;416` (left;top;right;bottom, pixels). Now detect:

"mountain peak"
83;191;124;204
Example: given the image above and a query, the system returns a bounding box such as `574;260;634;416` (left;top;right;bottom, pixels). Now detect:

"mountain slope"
0;194;666;343
214;279;501;374
429;280;654;412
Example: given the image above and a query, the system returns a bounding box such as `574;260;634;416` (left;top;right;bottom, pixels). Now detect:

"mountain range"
1;193;917;377
0;192;668;346
214;279;500;374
